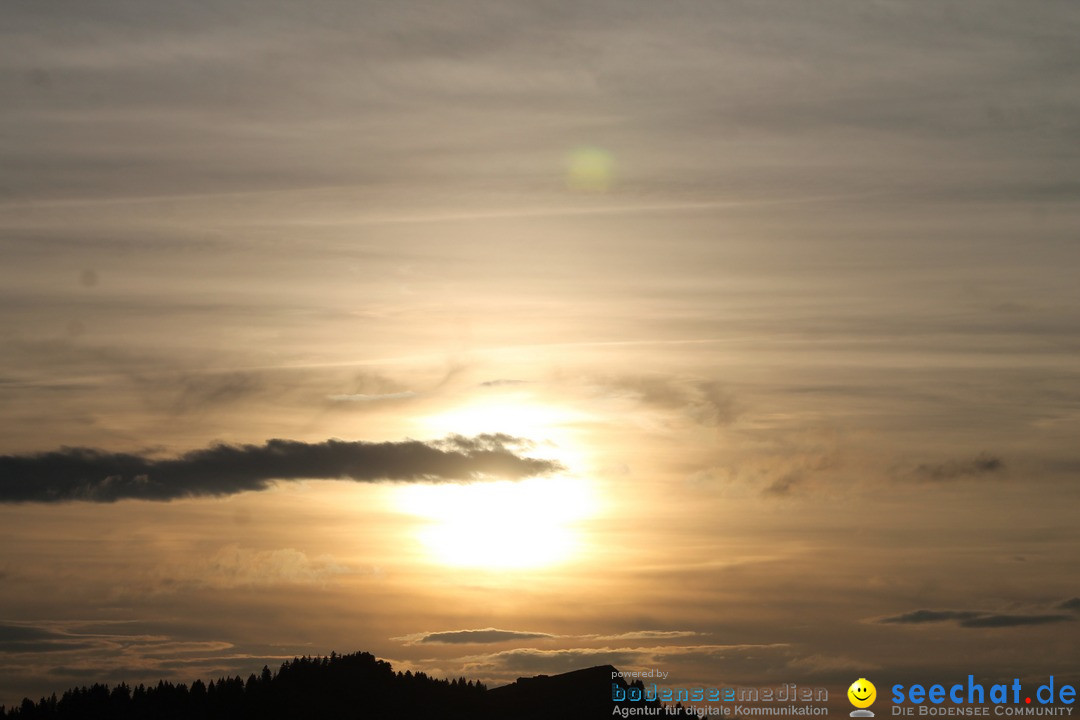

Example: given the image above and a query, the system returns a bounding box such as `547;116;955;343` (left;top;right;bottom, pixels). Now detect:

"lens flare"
566;146;614;192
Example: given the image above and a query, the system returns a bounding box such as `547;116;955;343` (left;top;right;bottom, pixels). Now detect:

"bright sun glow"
395;476;595;570
395;398;597;570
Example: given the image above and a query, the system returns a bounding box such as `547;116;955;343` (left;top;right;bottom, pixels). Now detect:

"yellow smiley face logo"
848;678;877;709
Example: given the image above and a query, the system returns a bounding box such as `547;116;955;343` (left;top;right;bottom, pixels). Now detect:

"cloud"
0;624;99;654
152;546;351;592
0;436;562;503
1058;597;1080;612
758;448;839;498
410;629;555;645
959;614;1072;629
582;631;702;642
437;433;533;453
911;454;1005;482
762;471;805;497
459;644;790;677
878;609;1072;628
166;372;266;413
878;610;984;624
325;372;419;405
596;375;738;427
327;392;417;402
0;622;185;655
0;619;292;705
398;628;701;646
0;625;56;643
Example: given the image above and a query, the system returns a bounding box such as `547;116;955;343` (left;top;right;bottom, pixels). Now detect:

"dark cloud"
438;433;532;453
418;629;554;645
911;454;1005;482
1058;597;1080;612
762;471;804;497
47;666;158;680
878;610;1072;628
0;624;58;643
0;436;562;503
959;614;1072;629
0;640;100;654
0;624;97;653
879;610;984;624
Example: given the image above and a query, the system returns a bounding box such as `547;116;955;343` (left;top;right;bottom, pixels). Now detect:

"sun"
393;398;598;570
395;476;594;570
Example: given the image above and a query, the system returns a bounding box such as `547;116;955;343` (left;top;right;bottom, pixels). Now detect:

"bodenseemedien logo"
850;678;878;717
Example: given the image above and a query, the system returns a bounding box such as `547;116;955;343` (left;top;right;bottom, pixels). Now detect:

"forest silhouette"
1;651;675;719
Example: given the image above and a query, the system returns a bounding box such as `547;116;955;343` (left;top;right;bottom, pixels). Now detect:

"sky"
2;0;1079;710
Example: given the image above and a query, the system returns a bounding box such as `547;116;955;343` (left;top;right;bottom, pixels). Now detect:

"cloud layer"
397;627;702;645
912;454;1006;482
879;608;1073;629
0;436;561;503
417;629;554;645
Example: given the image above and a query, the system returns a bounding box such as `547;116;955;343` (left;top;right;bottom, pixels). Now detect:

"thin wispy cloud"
459;644;791;676
582;631;703;642
327;392;417;402
593;375;739;427
394;628;700;645
155;545;351;592
960;615;1072;629
878;609;1073;628
400;629;556;645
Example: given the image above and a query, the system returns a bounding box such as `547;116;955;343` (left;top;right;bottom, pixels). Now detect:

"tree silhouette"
2;652;673;719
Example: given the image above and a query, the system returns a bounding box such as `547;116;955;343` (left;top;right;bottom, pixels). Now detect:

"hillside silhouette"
1;651;675;719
